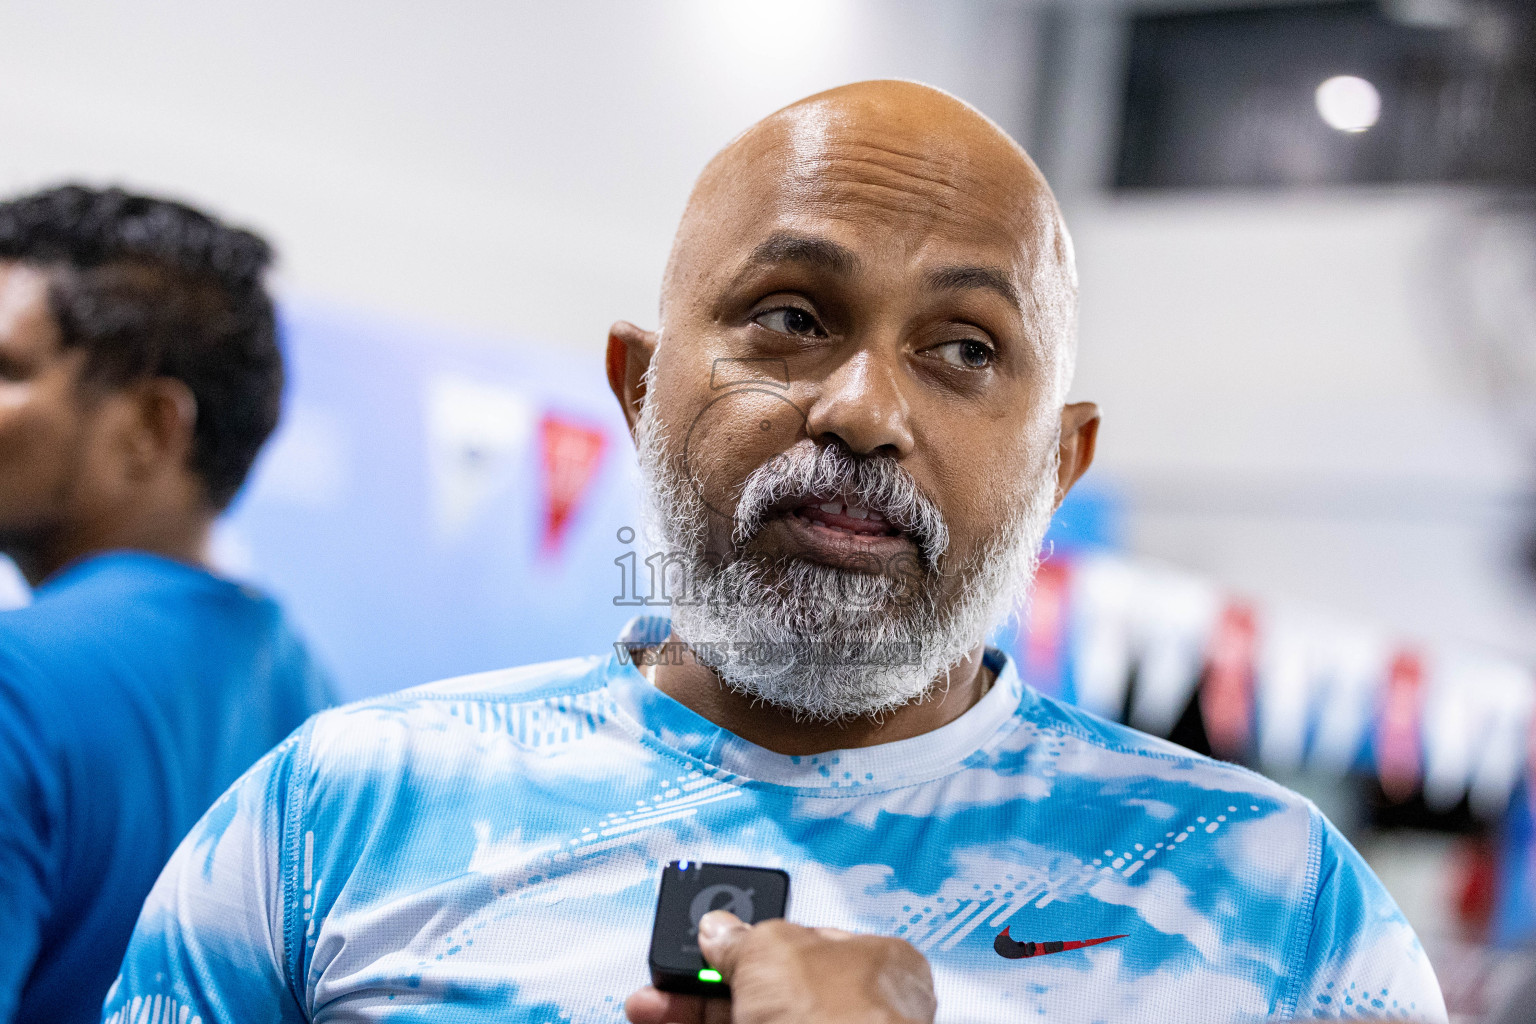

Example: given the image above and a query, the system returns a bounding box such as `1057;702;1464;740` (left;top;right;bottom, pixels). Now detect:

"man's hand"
625;910;936;1024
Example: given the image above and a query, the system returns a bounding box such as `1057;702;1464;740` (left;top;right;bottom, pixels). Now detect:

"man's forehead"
725;218;1029;306
688;107;1062;287
776;103;1042;201
0;263;54;344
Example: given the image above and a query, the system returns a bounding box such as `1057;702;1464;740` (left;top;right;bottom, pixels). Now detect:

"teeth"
846;506;870;520
818;502;843;514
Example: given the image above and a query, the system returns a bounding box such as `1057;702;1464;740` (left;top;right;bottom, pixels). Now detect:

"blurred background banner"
213;300;639;701
6;0;1536;1017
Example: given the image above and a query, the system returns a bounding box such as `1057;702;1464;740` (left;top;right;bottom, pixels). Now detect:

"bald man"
104;83;1444;1024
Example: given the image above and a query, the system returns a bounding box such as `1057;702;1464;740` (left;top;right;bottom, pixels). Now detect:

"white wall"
4;0;1534;661
1068;193;1536;657
0;0;1036;352
1036;0;1536;662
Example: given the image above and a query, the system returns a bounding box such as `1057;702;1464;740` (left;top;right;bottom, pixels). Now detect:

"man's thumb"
697;910;750;979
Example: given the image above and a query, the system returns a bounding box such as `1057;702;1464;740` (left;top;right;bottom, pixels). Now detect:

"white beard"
635;398;1060;722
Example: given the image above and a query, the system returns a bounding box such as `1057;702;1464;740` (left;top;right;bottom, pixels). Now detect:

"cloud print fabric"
105;618;1445;1023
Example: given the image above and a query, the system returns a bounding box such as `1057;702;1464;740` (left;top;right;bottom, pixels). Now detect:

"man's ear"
1054;401;1100;507
118;376;198;483
606;320;658;438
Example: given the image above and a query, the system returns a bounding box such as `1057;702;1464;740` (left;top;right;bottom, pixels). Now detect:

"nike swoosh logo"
993;926;1127;960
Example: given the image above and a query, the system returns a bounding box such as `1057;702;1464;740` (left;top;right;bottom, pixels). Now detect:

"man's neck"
9;515;213;587
647;635;995;756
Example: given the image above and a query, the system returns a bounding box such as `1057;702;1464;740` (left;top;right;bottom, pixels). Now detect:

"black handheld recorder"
647;861;791;997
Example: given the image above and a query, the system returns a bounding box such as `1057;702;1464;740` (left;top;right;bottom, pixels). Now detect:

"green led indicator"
697;968;723;983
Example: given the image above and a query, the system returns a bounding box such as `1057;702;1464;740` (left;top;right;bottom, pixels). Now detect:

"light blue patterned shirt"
104;618;1445;1023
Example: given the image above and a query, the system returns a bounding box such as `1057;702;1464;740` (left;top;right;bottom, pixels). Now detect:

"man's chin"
714;657;939;724
711;558;927;627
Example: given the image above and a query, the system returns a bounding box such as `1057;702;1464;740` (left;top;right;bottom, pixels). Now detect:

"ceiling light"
1315;75;1381;133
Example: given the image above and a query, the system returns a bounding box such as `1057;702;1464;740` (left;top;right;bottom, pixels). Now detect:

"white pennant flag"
1128;563;1219;737
1307;630;1389;774
425;373;534;539
1069;552;1140;721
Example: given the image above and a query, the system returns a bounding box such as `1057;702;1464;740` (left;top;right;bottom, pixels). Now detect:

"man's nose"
803;348;915;458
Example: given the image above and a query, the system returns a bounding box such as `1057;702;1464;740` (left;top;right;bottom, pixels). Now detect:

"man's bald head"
607;79;1100;724
661;79;1078;397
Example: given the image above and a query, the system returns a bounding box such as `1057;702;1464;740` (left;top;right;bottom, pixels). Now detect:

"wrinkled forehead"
708;105;1063;271
667;106;1076;350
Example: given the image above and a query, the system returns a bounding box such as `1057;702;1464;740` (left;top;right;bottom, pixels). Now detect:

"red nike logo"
993;927;1127;960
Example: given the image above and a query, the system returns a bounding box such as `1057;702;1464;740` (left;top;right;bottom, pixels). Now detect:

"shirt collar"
605;615;1028;792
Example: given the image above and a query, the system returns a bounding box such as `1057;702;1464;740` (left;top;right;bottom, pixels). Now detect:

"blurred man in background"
105;83;1442;1022
0;185;332;1024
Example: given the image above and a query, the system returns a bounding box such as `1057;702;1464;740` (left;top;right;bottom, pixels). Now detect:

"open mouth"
744;492;921;571
792;498;904;538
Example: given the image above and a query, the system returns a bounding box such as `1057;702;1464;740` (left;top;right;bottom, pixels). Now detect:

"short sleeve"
102;727;310;1024
0;659;62;1021
1291;812;1448;1022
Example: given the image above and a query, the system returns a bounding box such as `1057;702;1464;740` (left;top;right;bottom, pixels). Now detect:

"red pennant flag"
1201;602;1258;760
538;413;607;556
1023;557;1072;697
1375;649;1426;802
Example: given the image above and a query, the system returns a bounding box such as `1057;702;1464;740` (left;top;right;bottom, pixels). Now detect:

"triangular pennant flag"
1423;655;1533;817
1068;552;1139;720
1422;651;1473;814
1201;601;1258;760
1466;666;1534;817
1255;615;1316;772
1375;649;1426;803
538;413;607;557
1129;565;1219;737
425;374;534;538
1307;631;1387;773
1021;557;1072;698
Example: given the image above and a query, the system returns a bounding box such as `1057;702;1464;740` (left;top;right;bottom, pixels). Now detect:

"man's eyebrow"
924;265;1022;308
743;232;859;276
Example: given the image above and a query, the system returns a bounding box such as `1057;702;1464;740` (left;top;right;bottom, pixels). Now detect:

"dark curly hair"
0;184;281;509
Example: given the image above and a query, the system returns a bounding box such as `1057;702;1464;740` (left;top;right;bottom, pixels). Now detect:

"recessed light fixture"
1315;75;1382;133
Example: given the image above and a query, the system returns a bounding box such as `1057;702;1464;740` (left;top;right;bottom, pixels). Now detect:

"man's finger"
696;909;751;980
623;986;706;1024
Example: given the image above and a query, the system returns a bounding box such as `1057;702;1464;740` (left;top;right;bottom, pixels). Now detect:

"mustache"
731;441;950;567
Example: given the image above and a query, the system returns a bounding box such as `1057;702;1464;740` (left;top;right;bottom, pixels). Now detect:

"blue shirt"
0;551;333;1024
106;617;1444;1023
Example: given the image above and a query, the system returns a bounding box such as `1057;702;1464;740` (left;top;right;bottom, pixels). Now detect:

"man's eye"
753;307;825;338
931;339;995;369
